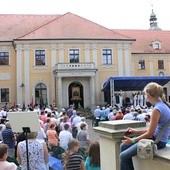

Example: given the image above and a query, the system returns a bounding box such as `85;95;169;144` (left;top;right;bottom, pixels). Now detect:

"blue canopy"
102;76;170;92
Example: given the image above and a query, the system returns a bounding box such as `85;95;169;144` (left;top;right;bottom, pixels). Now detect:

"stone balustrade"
93;120;170;170
53;63;95;70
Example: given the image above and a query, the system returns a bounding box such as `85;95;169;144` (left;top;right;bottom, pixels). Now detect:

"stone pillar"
16;44;23;105
117;44;123;76
84;44;90;62
24;44;30;106
90;76;95;110
93;120;146;170
57;76;62;108
92;44;98;67
149;57;154;75
51;44;57;105
124;45;131;76
58;44;64;63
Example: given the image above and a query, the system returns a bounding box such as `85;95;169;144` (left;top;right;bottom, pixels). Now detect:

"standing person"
104;105;110;121
2;122;16;158
17;132;48;170
59;123;73;151
0;118;6;142
99;107;106;121
77;123;90;150
62;139;85;170
60;115;71;131
0;143;17;170
46;122;59;149
85;141;101;170
119;82;170;170
93;106;101;126
76;117;88;133
44;117;51;133
72;112;81;138
67;105;74;118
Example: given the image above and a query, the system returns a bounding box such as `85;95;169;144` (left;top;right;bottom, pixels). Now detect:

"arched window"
159;71;164;76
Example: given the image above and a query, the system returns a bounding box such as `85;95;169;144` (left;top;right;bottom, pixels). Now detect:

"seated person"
0;143;17;170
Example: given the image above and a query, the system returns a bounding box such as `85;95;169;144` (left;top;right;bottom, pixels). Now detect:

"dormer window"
154;43;160;49
151;40;161;50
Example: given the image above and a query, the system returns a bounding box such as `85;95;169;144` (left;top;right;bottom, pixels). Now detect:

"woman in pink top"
46;123;59;149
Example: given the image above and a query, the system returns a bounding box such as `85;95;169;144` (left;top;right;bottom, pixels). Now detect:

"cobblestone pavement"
86;118;100;142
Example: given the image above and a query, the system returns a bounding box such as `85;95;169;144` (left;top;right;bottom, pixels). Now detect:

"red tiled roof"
0;13;133;41
114;29;170;53
15;12;132;40
0;14;60;41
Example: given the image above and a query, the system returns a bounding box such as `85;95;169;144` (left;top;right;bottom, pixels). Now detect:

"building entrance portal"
35;83;47;108
68;81;84;109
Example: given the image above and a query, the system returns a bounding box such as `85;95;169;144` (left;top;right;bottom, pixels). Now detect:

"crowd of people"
1;82;170;170
0;104;101;170
93;102;153;127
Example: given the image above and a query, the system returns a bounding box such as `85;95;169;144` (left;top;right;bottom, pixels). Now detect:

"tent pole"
110;79;115;106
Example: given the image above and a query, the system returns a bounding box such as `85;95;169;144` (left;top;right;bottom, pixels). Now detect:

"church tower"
149;8;161;30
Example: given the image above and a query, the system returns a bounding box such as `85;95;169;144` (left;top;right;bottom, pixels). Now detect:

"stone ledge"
93;125;147;139
155;144;170;163
98;120;146;130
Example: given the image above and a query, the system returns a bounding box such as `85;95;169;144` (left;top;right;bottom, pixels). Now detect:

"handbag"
137;118;170;160
137;139;157;159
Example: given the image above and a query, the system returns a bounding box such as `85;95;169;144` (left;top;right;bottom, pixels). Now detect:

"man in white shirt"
72;112;81;138
59;123;73;150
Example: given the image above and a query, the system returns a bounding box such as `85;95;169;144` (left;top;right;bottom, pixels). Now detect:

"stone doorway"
35;83;47;108
68;81;84;109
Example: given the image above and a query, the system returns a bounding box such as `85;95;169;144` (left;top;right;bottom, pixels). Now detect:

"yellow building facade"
0;12;170;110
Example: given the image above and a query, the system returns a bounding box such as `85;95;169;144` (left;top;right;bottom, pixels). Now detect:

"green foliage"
76;107;93;119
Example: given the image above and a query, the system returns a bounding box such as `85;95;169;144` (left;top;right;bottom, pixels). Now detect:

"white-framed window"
69;49;79;63
102;49;112;65
151;40;161;50
35;50;46;66
154;43;160;49
0;51;9;65
158;60;164;69
138;60;145;69
0;88;9;102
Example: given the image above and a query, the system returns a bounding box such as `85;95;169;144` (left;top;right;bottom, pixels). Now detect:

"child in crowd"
85;141;101;170
0;143;17;170
62;139;85;170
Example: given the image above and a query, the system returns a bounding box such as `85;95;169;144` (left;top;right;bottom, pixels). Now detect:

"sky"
0;0;170;30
